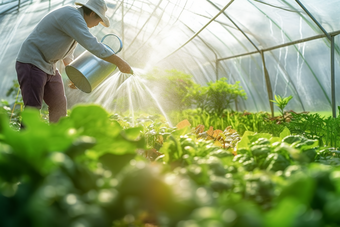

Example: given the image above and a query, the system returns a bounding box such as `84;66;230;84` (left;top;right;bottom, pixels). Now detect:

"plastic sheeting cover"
1;0;340;113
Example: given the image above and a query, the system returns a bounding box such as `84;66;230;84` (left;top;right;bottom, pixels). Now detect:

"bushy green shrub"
145;69;246;115
143;68;195;111
182;83;209;111
206;78;247;115
184;77;247;115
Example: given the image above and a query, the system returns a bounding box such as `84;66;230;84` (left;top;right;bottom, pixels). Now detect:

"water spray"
64;34;172;126
65;34;126;93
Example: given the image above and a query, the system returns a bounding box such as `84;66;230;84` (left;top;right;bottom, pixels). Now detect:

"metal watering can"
65;34;123;93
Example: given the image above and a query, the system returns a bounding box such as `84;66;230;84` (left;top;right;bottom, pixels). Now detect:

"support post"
122;0;125;59
235;98;239;112
216;60;219;81
331;35;336;117
296;0;336;117
261;50;274;117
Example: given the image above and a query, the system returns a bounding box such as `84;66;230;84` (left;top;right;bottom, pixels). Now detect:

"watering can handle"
101;34;123;54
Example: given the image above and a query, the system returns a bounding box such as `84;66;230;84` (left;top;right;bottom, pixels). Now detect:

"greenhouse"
1;0;340;226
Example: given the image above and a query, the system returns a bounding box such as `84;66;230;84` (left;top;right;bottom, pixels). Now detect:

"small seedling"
270;95;293;122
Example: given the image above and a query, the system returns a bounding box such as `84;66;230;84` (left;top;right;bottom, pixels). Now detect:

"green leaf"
172;126;190;137
93;140;139;157
159;140;173;163
277;172;315;205
122;127;143;141
13;108;77;154
280;127;291;139
159;135;183;163
64;136;96;159
69;104;115;137
236;131;256;150
21;107;49;130
99;153;136;174
67;104;146;157
248;133;272;143
264;198;307;227
0;108;78;175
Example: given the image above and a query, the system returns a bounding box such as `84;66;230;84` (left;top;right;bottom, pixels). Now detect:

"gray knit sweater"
17;5;114;75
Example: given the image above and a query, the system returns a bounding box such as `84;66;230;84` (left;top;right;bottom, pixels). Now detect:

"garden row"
1;103;340;227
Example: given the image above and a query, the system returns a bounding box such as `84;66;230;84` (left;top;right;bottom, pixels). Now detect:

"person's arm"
102;54;133;74
60;10;133;74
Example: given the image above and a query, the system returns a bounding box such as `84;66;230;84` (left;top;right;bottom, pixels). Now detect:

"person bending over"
16;0;132;123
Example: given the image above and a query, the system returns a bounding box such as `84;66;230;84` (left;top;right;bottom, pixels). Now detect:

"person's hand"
117;62;133;74
68;81;77;89
103;54;133;74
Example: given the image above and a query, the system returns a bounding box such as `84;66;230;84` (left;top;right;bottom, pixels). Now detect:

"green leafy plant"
206;78;247;115
171;109;283;136
270;95;293;121
144;68;195;111
2;97;340;227
183;83;209;113
3;80;24;129
285;112;340;148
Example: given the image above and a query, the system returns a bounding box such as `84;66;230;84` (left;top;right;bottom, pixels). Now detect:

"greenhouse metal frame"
0;0;340;116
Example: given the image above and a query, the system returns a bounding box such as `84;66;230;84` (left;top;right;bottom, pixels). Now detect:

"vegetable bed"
1;104;340;227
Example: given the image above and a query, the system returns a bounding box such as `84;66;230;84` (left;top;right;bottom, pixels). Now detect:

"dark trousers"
15;61;67;123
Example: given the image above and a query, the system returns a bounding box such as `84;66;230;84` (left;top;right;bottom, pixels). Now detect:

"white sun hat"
75;0;110;27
